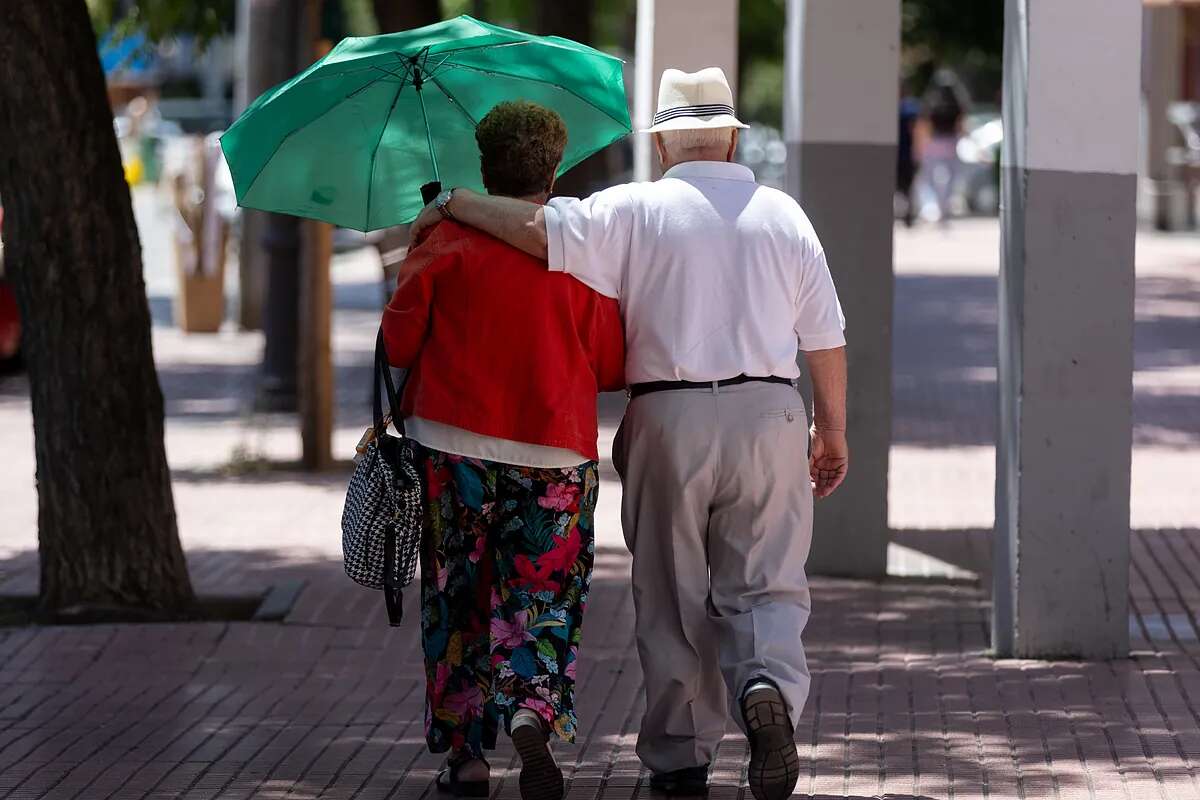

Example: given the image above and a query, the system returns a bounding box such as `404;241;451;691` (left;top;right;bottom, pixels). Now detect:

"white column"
633;0;739;182
995;0;1141;659
784;0;900;578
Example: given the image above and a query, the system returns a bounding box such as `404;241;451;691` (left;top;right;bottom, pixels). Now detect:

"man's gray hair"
657;126;736;159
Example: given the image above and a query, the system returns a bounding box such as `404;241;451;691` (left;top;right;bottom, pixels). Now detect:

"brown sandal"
436;754;490;798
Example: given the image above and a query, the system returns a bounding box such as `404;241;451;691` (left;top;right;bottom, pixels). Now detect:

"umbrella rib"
423;40;534;75
364;75;410;230
427;75;479;128
435;61;631;131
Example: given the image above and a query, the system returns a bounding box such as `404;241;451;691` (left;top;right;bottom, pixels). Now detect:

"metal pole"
416;81;440;184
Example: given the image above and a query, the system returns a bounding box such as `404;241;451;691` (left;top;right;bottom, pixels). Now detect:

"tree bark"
0;2;195;617
373;0;442;33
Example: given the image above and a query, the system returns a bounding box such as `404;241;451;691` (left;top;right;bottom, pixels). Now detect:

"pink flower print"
436;564;449;591
444;686;484;718
565;647;578;681
469;535;487;564
519;697;555;724
433;662;451;696
538;483;581;512
492;610;535;650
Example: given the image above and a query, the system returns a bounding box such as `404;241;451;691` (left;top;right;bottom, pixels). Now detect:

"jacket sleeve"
589;295;627;392
381;224;458;369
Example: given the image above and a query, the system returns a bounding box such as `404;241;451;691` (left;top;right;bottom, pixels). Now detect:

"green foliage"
901;0;1004;101
342;0;380;35
738;0;785;127
441;0;634;52
734;0;1006;124
87;0;234;45
740;60;784;129
902;0;1003;66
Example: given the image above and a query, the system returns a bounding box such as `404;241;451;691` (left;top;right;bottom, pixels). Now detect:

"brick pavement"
0;212;1197;799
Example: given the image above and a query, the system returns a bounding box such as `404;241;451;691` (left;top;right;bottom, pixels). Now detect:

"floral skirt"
419;447;598;757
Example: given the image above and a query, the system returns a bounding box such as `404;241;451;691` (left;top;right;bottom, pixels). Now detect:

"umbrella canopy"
220;15;631;231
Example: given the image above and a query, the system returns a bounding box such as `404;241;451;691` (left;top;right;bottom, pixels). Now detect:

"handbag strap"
373;328;410;437
383;523;404;626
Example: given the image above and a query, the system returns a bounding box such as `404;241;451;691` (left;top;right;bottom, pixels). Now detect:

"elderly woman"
382;101;625;800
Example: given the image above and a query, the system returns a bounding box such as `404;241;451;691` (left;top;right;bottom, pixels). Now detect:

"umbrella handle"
421;181;442;206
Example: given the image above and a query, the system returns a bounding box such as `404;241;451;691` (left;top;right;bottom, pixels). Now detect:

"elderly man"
412;68;848;800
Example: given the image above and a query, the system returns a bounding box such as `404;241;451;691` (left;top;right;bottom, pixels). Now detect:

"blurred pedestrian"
916;69;970;224
382;101;625;800
896;81;921;227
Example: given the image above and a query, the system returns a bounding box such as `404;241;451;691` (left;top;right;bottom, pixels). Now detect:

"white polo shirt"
542;161;845;385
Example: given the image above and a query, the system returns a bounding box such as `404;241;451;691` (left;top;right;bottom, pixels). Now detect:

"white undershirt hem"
405;417;589;469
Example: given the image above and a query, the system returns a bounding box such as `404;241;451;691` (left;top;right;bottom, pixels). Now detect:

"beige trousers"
613;381;813;774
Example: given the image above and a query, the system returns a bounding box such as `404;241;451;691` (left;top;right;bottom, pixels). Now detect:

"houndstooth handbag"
341;329;425;626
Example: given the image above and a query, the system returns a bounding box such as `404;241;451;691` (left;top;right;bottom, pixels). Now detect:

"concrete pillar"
633;0;738;182
784;0;899;578
1141;4;1184;230
994;0;1140;659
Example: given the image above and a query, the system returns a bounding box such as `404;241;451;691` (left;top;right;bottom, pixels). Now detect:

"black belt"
629;374;794;398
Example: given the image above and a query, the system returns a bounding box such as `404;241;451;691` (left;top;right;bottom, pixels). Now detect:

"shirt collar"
662;160;756;183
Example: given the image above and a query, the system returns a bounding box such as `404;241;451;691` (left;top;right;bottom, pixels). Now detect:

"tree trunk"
373;0;442;33
255;0;304;412
535;0;606;197
0;2;195;617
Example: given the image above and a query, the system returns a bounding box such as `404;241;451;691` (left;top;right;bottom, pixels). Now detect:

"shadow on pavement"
893;272;1200;448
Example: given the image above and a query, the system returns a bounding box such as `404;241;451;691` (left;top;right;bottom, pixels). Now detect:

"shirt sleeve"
794;245;847;352
542;185;633;299
381;224;458;368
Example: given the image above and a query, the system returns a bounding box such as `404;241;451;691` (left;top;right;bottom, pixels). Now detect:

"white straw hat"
642;67;749;134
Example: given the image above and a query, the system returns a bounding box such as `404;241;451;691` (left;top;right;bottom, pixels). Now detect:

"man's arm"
411;189;548;261
805;346;848;499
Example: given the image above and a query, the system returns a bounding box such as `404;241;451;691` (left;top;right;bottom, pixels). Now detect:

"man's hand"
407;188;549;261
809;427;848;499
410;200;443;243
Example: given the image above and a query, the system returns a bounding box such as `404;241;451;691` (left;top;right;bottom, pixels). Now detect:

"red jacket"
382;220;625;462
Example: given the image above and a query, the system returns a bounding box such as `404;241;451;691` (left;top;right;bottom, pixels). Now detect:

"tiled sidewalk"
2;536;1200;800
0;215;1197;799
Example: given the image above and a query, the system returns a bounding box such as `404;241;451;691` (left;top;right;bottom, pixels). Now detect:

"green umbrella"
220;15;631;231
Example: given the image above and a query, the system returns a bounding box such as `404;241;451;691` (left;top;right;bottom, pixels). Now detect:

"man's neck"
660;154;732;172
